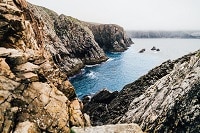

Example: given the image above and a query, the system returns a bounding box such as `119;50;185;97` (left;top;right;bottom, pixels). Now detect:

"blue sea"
70;39;200;98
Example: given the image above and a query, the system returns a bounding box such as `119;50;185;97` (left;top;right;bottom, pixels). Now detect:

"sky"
27;0;200;31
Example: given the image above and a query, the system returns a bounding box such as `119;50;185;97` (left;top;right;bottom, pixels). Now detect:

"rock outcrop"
84;50;200;132
0;0;93;132
27;4;108;76
85;23;133;52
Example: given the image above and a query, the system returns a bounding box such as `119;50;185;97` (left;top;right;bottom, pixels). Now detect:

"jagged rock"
54;15;108;65
84;51;200;132
0;0;136;132
0;1;92;132
83;89;118;125
118;51;200;132
72;123;144;133
86;23;133;52
28;4;108;76
88;89;118;104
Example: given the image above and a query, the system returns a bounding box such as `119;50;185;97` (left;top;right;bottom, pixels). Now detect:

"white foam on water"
86;71;97;79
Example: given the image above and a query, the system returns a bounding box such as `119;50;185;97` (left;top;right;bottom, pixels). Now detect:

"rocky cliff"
0;0;110;132
0;0;134;132
85;23;133;52
27;4;108;76
83;50;200;132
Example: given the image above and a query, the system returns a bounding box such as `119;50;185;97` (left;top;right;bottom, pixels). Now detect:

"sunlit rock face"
84;51;200;132
0;0;92;132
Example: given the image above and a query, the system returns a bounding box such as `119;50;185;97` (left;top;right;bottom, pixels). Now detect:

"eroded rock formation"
85;23;133;52
84;51;200;132
27;3;108;76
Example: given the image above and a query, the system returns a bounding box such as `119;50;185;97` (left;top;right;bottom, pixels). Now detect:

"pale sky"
27;0;200;30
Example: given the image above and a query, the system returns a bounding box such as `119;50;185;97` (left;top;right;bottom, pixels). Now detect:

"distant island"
126;30;200;39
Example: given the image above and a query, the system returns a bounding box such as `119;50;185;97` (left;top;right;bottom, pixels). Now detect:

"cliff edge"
85;22;133;52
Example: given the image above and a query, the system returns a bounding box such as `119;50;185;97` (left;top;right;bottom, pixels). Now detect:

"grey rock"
84;50;200;132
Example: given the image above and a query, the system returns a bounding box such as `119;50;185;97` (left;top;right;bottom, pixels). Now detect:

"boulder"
151;46;156;50
139;48;145;53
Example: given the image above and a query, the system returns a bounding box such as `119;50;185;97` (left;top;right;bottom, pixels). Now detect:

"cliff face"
83;51;200;132
86;23;133;52
27;4;108;76
0;0;134;132
0;1;92;132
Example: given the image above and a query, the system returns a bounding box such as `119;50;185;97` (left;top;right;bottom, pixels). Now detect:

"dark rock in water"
84;23;133;52
139;48;145;53
151;46;156;50
151;46;160;51
156;48;160;51
83;50;200;132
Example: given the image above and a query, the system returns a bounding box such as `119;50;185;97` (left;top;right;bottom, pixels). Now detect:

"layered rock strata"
84;51;200;132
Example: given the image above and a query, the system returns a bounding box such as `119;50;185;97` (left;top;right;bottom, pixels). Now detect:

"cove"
70;39;200;98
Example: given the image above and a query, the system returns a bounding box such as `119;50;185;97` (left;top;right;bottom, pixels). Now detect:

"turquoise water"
70;39;200;98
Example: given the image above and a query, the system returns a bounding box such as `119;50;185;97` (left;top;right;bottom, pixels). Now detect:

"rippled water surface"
70;39;200;98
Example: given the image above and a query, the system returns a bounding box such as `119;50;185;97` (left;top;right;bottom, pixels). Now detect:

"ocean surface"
70;39;200;98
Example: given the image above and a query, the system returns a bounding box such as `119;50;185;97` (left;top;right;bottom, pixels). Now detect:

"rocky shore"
0;0;199;133
83;51;200;132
